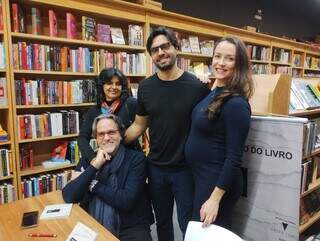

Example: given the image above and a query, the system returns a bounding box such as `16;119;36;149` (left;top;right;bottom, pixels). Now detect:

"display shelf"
11;32;146;52
16;103;95;109
20;163;77;177
0;175;14;181
0;141;11;146
18;134;78;144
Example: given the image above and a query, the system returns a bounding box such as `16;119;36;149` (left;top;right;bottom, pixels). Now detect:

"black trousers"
119;225;152;241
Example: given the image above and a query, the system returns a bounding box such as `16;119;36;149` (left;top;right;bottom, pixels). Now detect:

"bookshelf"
0;1;319;236
3;0;147;199
0;0;17;204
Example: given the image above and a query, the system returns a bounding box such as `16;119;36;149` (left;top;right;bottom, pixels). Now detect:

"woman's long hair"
96;68;130;107
206;36;254;120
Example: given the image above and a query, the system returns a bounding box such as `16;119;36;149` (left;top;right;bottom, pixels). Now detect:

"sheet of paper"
40;203;73;219
66;222;97;241
184;221;243;241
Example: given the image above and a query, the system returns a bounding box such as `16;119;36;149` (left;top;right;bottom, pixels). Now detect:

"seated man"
62;114;153;241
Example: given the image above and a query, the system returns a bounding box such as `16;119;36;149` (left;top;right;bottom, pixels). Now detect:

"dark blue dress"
185;87;251;228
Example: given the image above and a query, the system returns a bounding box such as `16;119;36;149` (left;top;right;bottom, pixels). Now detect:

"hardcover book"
96;24;111;43
110;27;125;45
31;7;41;35
66;13;77;39
82;16;96;41
128;25;143;46
189;36;201;53
49;10;58;37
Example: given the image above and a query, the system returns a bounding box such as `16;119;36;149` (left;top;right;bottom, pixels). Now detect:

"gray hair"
91;113;125;139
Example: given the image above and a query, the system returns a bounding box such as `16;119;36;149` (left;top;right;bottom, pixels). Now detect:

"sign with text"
233;116;307;241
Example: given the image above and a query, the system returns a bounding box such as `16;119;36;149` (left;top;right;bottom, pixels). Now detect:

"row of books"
304;70;320;78
17;111;80;140
272;48;290;63
11;4;143;46
175;58;212;77
12;42;96;73
15;79;96;106
246;45;270;61
290;79;320;111
270;65;292;75
21;170;71;199
0;149;11;177
305;56;320;70
292;69;303;78
12;42;146;74
300;189;320;225
302;121;318;157
97;50;146;75
251;64;270;74
0;78;6;106
179;36;214;56
0;43;5;69
0;183;16;204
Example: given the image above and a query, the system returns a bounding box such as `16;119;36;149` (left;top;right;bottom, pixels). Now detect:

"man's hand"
90;147;111;169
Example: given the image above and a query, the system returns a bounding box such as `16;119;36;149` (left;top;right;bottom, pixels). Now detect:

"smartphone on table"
21;211;39;229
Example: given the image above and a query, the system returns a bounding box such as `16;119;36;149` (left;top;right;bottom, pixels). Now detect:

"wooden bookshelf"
290;108;320;117
0;69;6;72
18;134;78;144
0;175;14;181
11;32;146;51
304;68;320;71
292;66;303;70
301;178;320;198
178;51;212;59
13;70;97;76
271;61;291;66
299;210;320;233
20;163;77;177
302;148;320;161
250;60;269;64
0;105;8;109
0;141;11;146
16;103;95;109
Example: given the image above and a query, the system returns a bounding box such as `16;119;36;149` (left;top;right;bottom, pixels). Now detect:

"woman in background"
185;36;254;230
78;67;139;162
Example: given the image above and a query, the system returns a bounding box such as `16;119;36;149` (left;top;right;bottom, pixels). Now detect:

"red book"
21;42;28;70
48;10;58;37
31;7;41;35
33;44;40;70
11;3;19;32
66;13;77;39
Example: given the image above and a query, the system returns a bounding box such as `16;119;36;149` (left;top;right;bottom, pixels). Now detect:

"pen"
28;233;57;237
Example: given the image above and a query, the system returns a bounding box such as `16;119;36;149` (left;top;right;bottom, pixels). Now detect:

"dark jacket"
62;148;153;229
78;97;139;161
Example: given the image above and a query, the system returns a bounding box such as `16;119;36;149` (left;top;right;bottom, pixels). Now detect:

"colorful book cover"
96;23;111;43
189;36;201;53
110;27;125;45
31;7;41;35
11;3;19;32
0;78;6;105
128;25;143;46
82;16;96;41
49;10;58;37
66;12;77;39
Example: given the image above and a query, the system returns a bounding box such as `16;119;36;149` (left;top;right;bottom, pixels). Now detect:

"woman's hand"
200;197;220;227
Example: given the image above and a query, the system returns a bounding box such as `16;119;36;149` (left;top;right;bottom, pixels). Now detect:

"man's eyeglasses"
150;42;172;55
97;129;119;138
